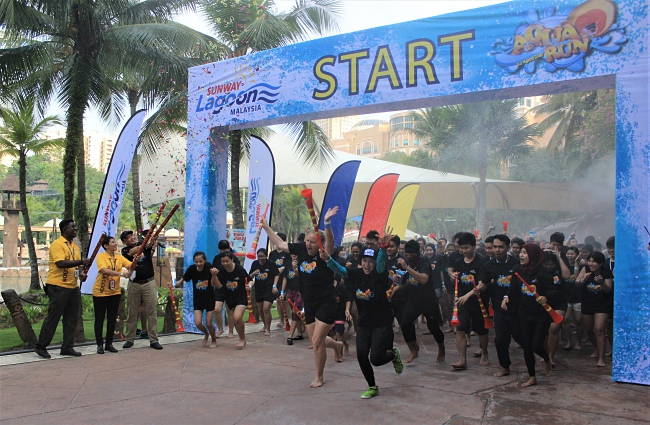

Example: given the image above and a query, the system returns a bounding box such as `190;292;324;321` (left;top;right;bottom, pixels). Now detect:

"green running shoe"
360;386;379;399
392;347;404;374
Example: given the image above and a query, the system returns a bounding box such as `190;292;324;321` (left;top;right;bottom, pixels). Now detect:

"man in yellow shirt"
34;219;89;359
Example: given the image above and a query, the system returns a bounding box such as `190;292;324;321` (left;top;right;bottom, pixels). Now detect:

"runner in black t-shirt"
213;252;250;349
397;240;446;363
212;239;241;339
542;251;567;366
575;251;613;367
249;249;279;337
324;240;404;400
263;207;344;388
385;236;406;329
175;252;217;348
333;281;352;359
451;232;489;370
478;234;521;377
280;254;305;344
269;233;291;329
562;246;584;350
344;242;363;336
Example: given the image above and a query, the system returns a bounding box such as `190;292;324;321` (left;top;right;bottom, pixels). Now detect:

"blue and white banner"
319;160;361;246
82;110;147;293
243;136;275;271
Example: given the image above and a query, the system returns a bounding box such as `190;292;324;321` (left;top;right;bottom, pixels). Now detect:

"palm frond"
279;120;334;168
283;0;343;40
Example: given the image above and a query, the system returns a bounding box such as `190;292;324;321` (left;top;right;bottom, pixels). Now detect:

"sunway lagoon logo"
490;0;627;73
101;163;128;234
195;65;281;116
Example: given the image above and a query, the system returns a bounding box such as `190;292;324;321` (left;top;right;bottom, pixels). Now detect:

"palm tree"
201;0;342;229
0;0;218;251
0;97;64;290
409;100;539;233
531;91;598;154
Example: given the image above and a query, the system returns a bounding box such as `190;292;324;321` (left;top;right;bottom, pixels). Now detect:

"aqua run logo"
247;177;261;236
490;0;627;73
195;83;281;116
102;163;127;234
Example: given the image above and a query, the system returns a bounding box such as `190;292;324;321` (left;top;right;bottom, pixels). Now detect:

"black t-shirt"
453;254;489;310
183;263;214;307
334;282;352;322
581;266;614;312
281;263;300;292
288;243;336;304
216;264;249;301
481;255;520;315
546;269;567;309
401;258;434;304
385;254;407;303
347;268;393;327
439;254;453;291
122;244;154;280
269;250;291;273
424;255;444;290
564;263;582;303
249;260;279;294
508;265;556;322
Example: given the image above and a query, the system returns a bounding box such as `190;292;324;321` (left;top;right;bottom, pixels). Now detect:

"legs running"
194;310;209;346
263;301;273;336
214;302;225;338
547;310;565;364
230;305;247;348
593;313;609;367
306;319;343;388
521;319;551;386
205;310;217;348
399;301;420;363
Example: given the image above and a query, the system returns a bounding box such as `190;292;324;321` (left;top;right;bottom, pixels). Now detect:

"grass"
0;304;283;352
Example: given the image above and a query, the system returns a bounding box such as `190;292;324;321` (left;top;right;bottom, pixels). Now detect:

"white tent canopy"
140;133;610;217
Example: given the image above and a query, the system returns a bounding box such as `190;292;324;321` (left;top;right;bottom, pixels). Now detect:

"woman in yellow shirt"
93;236;133;354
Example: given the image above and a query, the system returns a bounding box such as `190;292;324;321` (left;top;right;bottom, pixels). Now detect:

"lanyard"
65;241;76;259
108;255;117;271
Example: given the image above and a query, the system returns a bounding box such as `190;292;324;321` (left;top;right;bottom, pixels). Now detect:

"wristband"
280;290;285;295
273;285;277;289
324;221;331;229
378;242;389;250
503;295;509;299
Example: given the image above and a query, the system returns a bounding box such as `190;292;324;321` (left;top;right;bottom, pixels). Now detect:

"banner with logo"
386;184;420;239
226;228;246;258
318;160;361;246
81;110;147;293
359;174;399;240
243;136;275;271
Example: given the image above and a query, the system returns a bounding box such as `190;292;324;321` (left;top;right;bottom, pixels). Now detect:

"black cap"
362;248;377;259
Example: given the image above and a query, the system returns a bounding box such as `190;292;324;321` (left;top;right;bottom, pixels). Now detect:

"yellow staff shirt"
47;236;81;289
92;252;132;297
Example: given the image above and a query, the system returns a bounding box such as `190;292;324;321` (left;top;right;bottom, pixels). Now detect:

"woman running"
176;252;217;348
575;252;613;367
502;243;555;387
280;254;305;345
322;232;404;399
213;252;250;349
562;246;584;350
249;248;280;336
92;236;133;354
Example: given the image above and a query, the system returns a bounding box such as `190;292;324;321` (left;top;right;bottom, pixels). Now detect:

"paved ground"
1;323;648;425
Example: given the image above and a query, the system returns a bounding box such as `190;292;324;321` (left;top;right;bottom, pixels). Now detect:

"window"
519;99;525;106
373;141;378;153
414;139;420;146
356;143;360;155
526;98;532;107
403;139;409;146
362;141;371;154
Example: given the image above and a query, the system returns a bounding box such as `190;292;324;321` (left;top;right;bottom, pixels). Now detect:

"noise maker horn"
515;272;564;324
287;296;307;325
149;204;180;241
386;270;405;300
502;221;509;235
283;300;291;331
82;232;107;280
129;203;166;279
300;188;323;250
246;204;270;260
488;303;495;317
168;287;185;332
450;276;460;327
245;278;256;323
471;280;493;329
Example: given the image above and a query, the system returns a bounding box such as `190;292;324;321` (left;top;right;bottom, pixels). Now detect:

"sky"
69;0;507;139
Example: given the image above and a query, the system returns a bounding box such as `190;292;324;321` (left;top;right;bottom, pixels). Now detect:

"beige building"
84;131;115;173
314;115;360;140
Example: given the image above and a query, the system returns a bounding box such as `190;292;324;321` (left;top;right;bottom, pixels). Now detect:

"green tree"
409;100;539;233
381;150;433;169
0;97;64;289
0;0;217;252
201;0;342;229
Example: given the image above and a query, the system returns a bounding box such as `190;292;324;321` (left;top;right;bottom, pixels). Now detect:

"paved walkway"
1;324;648;424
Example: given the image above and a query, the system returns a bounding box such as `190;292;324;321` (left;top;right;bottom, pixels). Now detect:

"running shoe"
360;386;379;399
392;347;404;374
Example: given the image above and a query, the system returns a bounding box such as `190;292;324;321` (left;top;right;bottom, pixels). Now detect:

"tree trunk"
68;57;93;254
1;289;37;349
477;167;488;237
129;90;144;232
19;153;41;290
230;130;244;229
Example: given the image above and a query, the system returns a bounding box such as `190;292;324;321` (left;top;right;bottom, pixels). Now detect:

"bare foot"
276;322;283;328
563;343;572;350
334;341;344;362
590;350;598;358
260;328;266;332
480;353;489;366
545;360;552;376
494;368;510;377
597;360;606;367
343;345;350;357
436;344;445;362
423;330;431;335
585;340;593;347
473;349;482;357
236;339;246;349
605;351;612;357
451;362;467;370
264;330;270;337
444;327;454;333
404;350;419;363
201;335;208;347
310;377;324;388
575;344;582;350
209;341;217;349
307;344;313;350
522;377;537;387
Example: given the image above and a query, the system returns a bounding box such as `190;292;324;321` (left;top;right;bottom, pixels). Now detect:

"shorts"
332;321;345;334
581;300;612;316
194;299;215;312
435;288;442;299
304;299;336;325
255;289;276;304
457;304;489;336
215;288;226;303
225;296;248;311
568;302;582;312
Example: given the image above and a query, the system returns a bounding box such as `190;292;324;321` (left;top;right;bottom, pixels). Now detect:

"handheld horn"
245;278;257;323
502;221;509;235
471;279;494;329
450;276;460;327
168;287;185;332
515;272;564;324
246;204;270;260
81;232;107;281
300;188;323;250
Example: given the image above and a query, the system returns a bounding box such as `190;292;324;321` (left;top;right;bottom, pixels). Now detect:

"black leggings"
400;299;444;345
93;294;121;346
521;318;550;377
356;325;395;387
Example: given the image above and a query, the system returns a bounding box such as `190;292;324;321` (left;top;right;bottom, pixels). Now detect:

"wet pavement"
1;323;648;424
